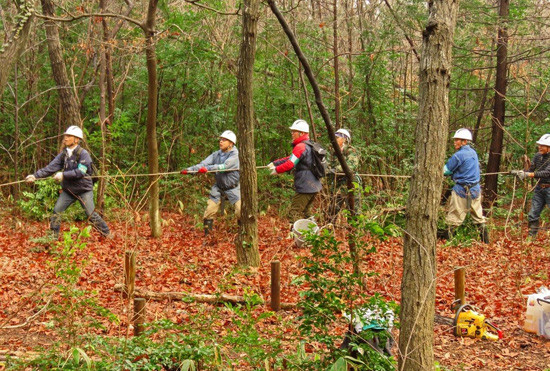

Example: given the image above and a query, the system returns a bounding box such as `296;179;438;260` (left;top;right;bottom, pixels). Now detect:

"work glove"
513;170;527;181
267;162;275;171
25;174;36;183
53;172;63;182
198;167;208;174
180;169;189;175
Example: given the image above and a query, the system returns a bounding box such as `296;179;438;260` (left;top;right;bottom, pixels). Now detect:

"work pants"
445;190;486;227
289;192;317;223
203;199;241;220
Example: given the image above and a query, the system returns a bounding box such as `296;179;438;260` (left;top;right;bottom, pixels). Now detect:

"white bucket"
524;288;550;338
292;219;319;247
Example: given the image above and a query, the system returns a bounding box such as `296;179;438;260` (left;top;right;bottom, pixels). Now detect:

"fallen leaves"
0;211;548;370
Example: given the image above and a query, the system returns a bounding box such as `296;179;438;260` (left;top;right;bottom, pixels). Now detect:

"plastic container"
292;219;319;247
523;286;550;338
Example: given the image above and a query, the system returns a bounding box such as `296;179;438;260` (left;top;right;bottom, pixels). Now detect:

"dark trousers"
50;190;110;236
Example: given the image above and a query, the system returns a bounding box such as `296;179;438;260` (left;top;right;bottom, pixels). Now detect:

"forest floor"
0;209;549;370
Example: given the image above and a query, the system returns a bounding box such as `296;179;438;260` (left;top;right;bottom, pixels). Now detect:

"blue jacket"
34;145;94;195
445;145;481;198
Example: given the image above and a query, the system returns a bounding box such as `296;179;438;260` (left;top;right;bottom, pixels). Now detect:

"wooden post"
124;251;136;299
133;298;146;336
271;260;281;311
454;267;466;308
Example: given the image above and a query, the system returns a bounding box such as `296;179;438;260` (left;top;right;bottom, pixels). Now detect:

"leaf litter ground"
0;210;549;370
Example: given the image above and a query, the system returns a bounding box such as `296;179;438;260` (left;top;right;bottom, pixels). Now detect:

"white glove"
516;170;527;181
53;172;63;182
270;167;278;175
25;174;36;183
267;162;275;170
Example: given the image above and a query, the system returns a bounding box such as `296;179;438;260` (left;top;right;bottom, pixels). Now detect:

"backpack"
63;146;99;184
304;140;327;179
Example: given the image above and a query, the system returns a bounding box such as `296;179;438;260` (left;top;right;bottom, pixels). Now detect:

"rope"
0;166;269;188
0;168;519;189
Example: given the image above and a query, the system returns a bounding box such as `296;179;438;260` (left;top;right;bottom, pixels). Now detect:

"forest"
1;0;549;369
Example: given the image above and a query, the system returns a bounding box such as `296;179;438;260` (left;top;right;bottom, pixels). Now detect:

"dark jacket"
528;152;550;186
273;134;322;194
34;145;94;195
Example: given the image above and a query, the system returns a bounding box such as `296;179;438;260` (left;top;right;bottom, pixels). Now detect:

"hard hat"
64;125;84;139
536;134;550;147
335;128;351;142
220;130;237;144
288;119;309;133
453;128;473;141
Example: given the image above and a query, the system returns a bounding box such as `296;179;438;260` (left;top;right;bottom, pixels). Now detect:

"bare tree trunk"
41;0;82;129
14;63;20;198
96;0;108;213
144;0;162;237
398;1;458;370
0;3;34;100
332;0;341;129
95;0;114;213
235;0;261;268
472;44;494;144
484;0;509;207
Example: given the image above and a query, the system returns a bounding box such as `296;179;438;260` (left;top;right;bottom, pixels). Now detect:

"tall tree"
483;0;509;206
40;0;82;129
267;0;359;272
235;0;261;267
398;0;458;370
143;0;162;237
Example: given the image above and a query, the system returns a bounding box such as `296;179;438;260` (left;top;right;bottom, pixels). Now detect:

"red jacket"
273;134;322;194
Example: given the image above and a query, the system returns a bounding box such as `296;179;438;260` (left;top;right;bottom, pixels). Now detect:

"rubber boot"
437;228;449;240
528;220;539;237
478;224;490;244
204;219;214;236
49;214;61;240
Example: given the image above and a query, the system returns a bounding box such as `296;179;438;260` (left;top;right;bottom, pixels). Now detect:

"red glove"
198;167;208;174
180;169;188;175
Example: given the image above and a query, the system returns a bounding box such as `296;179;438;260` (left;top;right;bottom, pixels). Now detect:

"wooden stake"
133;298;146;336
271;260;281;311
124;251;136;299
454;267;466;308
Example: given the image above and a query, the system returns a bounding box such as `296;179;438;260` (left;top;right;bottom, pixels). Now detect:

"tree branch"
184;0;241;16
33;11;144;30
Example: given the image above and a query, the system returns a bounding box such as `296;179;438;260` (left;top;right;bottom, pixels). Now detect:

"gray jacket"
187;147;240;203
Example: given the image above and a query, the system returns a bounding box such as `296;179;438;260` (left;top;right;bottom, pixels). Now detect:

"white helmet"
288;119;309;133
453;128;472;141
536;134;550;147
335;128;351;142
220;130;236;144
64;125;84;139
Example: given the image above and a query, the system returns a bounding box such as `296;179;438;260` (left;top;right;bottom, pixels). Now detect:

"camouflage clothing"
328;145;362;191
327;145;362;221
